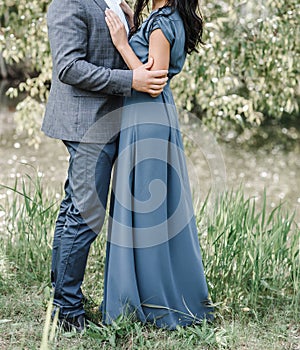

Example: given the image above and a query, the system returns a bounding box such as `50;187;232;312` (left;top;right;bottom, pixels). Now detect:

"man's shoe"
58;314;86;333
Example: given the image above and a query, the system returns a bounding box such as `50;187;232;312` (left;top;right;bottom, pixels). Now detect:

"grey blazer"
42;0;133;143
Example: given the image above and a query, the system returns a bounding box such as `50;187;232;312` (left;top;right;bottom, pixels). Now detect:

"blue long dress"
101;7;214;329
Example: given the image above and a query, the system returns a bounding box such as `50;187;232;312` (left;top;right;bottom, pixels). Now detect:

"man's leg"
52;140;117;318
51;162;72;288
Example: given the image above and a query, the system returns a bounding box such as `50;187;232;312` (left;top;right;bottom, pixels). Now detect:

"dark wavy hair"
132;0;204;54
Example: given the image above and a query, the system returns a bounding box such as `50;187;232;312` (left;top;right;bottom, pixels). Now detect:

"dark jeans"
51;140;117;317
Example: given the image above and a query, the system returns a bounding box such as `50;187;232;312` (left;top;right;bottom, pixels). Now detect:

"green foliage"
0;0;51;146
0;175;58;284
0;0;299;145
197;189;299;315
172;0;300;133
0;0;51;95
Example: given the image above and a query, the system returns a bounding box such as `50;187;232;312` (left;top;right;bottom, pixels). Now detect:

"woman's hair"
132;0;204;54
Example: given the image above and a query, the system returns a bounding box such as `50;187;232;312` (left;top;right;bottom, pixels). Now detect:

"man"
42;0;168;332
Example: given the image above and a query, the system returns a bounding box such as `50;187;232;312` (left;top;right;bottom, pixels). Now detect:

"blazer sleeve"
47;0;132;96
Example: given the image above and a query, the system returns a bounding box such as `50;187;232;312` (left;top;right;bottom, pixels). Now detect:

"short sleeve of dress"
147;12;176;46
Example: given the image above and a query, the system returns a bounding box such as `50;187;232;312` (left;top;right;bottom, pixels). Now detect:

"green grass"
0;176;299;349
200;189;299;317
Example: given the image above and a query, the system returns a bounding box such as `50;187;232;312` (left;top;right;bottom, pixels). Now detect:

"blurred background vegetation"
0;0;299;145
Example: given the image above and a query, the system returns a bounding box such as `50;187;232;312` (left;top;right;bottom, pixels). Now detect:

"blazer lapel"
91;0;107;12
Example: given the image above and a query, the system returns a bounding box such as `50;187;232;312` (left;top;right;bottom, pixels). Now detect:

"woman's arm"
148;29;170;71
105;9;170;81
117;30;170;71
120;0;135;31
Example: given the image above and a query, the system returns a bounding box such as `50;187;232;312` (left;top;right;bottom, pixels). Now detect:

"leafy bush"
173;0;300;134
1;0;299;145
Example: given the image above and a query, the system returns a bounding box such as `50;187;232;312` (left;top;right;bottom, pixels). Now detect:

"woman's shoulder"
147;7;183;33
144;7;184;47
151;6;182;22
162;6;180;17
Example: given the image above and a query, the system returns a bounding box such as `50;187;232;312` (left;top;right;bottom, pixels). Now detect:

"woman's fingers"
105;8;128;48
105;11;116;29
105;9;122;27
105;8;126;40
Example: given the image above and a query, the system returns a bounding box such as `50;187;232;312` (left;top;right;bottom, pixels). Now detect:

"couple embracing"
42;0;214;332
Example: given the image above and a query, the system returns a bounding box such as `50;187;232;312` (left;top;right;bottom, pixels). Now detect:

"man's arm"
47;0;168;96
47;0;132;96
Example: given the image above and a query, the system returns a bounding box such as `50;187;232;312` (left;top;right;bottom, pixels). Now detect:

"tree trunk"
0;52;8;80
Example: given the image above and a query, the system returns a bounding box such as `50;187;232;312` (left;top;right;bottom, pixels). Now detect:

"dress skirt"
101;90;214;329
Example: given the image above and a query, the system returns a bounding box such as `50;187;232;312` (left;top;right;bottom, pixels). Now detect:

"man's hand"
132;58;168;97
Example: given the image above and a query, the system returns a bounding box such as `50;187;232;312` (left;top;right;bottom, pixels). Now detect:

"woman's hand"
105;9;128;50
120;0;134;30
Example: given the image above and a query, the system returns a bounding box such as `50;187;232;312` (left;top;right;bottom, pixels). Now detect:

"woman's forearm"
117;43;143;70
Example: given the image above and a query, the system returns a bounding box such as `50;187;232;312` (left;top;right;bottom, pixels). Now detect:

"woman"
102;0;214;329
